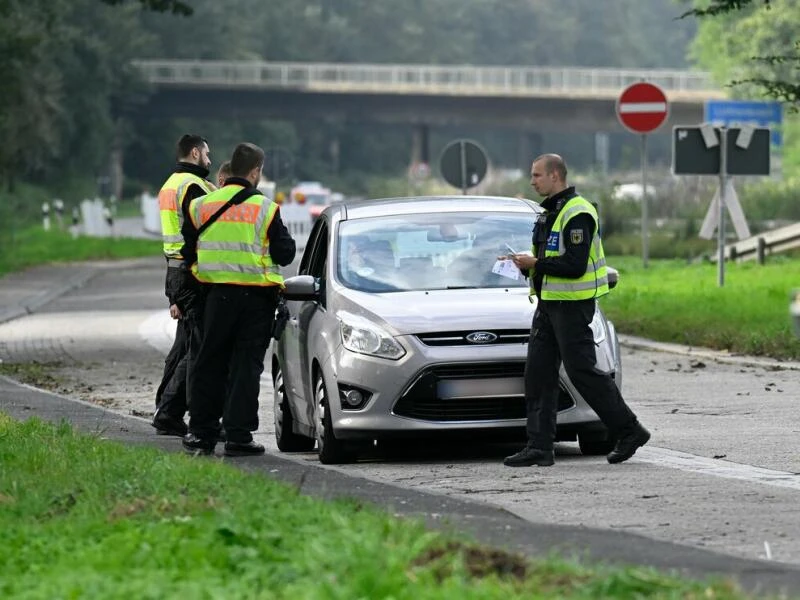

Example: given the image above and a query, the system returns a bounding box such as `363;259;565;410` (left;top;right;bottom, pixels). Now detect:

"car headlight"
338;312;406;360
589;309;607;344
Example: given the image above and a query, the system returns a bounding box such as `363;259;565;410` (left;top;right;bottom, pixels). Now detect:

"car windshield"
336;211;534;292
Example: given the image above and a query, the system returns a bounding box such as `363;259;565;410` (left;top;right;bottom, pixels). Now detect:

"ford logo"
465;331;498;344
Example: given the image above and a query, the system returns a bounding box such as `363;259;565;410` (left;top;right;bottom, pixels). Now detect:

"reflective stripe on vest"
157;172;214;259
534;195;609;301
189;185;284;287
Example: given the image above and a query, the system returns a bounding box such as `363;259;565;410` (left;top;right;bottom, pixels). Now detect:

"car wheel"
314;373;354;464
578;431;617;456
273;365;315;452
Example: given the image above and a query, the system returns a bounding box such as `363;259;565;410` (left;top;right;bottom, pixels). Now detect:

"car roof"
329;195;542;220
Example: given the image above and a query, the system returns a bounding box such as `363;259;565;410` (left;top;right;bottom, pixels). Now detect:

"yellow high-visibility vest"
531;195;609;301
158;172;214;259
189;185;284;287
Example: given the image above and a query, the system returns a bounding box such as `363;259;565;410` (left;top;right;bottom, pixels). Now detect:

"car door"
296;218;330;426
280;219;325;414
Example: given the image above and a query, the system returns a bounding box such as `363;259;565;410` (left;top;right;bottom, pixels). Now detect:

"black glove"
272;299;290;341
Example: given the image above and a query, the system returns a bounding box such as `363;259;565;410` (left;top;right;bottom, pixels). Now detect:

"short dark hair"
176;134;208;160
230;143;265;177
216;160;232;180
534;153;568;182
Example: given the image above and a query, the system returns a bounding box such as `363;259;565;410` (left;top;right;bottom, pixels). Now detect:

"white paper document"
491;259;521;280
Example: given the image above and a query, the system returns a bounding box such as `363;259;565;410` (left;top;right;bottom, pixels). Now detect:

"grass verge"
602;256;800;361
0;228;157;278
0;414;753;599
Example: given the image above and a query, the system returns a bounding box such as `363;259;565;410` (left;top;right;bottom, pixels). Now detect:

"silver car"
271;196;622;464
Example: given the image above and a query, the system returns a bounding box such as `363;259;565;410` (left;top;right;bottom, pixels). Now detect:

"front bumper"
322;334;608;441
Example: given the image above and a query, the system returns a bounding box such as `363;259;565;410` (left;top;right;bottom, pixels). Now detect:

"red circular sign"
616;82;669;134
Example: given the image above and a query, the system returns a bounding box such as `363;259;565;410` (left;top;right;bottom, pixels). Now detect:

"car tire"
578;431;617;456
273;365;315;452
314;373;354;464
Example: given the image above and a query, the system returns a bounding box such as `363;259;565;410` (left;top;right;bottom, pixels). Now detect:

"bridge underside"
136;87;704;133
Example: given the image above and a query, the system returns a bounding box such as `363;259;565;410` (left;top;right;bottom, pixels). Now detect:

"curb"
618;334;800;372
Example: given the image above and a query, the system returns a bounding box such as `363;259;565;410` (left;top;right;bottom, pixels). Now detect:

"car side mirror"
607;266;619;290
282;275;320;301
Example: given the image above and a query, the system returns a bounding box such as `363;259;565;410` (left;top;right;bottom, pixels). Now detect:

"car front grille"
416;329;529;346
393;362;575;422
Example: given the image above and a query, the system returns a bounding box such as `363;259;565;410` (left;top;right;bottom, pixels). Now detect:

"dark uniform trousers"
155;265;205;419
524;297;636;450
188;284;279;444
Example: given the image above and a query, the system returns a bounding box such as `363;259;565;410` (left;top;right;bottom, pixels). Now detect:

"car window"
308;220;328;279
299;219;326;276
336;212;534;292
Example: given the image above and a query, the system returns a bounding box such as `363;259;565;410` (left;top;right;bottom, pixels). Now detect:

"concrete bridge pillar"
410;124;430;166
518;132;542;170
594;131;610;177
329;136;340;175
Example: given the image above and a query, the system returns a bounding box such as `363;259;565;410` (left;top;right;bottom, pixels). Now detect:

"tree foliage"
685;0;799;104
100;0;191;15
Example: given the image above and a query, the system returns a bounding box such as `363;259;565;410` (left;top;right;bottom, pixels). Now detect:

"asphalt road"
2;255;800;595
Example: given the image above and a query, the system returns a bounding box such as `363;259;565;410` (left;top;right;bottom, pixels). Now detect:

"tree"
683;0;799;104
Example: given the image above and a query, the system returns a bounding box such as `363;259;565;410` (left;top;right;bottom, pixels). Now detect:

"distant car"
612;183;656;201
291;182;332;221
271;195;623;464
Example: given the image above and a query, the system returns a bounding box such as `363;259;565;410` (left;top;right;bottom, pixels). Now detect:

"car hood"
335;287;535;335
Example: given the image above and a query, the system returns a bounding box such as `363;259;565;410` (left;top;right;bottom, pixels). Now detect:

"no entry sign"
616;82;669;134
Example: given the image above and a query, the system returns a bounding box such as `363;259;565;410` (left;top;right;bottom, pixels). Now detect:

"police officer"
152;134;216;437
503;153;650;467
181;142;296;456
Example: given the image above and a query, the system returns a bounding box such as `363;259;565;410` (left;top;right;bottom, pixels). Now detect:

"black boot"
224;440;265;457
151;410;188;437
182;433;216;456
607;422;650;464
503;446;555;467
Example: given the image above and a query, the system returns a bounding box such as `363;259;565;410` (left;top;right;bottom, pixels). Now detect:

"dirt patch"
1;360;160;418
413;540;528;581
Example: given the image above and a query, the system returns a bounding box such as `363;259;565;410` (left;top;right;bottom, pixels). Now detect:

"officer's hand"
169;304;182;320
511;254;537;270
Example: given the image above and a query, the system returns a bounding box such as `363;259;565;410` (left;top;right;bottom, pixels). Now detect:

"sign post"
672;124;771;287
438;139;489;194
616;82;669;268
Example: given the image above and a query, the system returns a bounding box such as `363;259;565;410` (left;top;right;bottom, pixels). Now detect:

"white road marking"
635;447;800;491
138;310;270;381
138;310;177;355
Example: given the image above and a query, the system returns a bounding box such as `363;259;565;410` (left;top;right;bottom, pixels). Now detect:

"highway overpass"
132;60;725;133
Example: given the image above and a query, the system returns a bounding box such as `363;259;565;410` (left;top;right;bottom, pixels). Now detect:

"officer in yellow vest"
152;134;216;438
503;153;650;468
181;142;296;456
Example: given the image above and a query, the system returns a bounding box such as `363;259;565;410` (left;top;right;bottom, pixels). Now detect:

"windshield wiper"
446;285;478;289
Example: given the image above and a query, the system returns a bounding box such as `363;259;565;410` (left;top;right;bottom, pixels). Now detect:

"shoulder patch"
570;229;584;244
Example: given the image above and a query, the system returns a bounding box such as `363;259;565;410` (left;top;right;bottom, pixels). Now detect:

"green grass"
0;414;754;599
0;227;158;277
602;256;800;360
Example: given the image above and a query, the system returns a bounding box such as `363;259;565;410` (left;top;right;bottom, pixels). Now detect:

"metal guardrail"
132;60;723;101
713;222;800;263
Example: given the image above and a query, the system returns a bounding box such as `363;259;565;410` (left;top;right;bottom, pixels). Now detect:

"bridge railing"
132;60;720;99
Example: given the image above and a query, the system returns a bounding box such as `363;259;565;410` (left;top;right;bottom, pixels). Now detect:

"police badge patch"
570;229;584;244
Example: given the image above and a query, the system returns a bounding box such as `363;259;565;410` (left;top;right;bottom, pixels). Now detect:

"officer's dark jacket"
530;186;594;298
179;176;296;269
